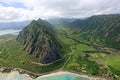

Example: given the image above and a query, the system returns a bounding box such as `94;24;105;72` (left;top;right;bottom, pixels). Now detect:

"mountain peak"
17;19;62;64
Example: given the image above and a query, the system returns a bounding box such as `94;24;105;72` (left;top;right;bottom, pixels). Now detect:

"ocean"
0;29;21;36
0;71;89;80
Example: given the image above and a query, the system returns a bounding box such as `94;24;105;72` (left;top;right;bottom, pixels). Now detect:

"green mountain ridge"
17;19;62;64
0;14;119;79
59;14;120;49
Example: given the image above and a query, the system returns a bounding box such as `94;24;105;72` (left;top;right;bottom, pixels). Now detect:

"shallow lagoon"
0;71;89;80
36;73;89;80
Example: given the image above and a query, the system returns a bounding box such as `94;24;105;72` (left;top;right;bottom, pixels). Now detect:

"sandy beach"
37;71;106;80
0;70;106;80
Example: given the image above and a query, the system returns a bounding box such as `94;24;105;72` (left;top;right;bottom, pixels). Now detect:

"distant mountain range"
47;14;120;49
47;18;78;27
0;14;119;79
0;21;31;30
68;14;120;49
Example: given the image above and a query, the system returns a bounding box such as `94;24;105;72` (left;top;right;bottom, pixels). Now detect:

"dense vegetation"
55;27;120;79
47;14;120;79
68;14;120;50
0;14;120;79
17;19;61;64
48;15;120;50
0;35;66;73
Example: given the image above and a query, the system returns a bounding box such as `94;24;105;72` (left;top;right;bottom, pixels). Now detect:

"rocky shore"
0;67;108;80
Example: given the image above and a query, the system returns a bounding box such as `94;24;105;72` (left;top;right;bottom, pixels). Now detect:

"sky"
0;0;120;22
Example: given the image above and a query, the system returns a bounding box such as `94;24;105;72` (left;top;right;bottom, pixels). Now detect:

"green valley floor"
0;27;120;80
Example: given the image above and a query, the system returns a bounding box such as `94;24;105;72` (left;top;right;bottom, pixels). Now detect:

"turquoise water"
37;74;89;80
0;72;89;80
13;73;89;80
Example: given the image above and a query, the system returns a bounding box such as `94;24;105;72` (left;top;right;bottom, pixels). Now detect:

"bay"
0;71;89;80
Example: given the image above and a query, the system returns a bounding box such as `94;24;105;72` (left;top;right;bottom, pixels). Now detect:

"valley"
0;14;120;80
1;0;120;80
56;27;120;78
0;27;120;79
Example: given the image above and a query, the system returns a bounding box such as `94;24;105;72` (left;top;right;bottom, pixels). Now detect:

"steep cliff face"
17;19;61;64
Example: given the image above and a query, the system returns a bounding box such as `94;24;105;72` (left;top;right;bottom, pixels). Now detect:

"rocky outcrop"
17;19;61;64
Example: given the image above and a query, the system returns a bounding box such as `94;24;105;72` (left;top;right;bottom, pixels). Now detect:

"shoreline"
36;71;106;80
0;67;107;80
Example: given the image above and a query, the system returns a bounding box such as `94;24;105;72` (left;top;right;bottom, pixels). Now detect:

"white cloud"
0;5;32;22
0;0;120;22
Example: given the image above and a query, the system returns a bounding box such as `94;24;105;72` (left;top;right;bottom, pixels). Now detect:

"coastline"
36;71;106;80
0;67;107;80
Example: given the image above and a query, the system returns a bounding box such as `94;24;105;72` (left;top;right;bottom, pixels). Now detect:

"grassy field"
0;27;120;79
72;44;94;55
56;27;120;79
104;55;120;71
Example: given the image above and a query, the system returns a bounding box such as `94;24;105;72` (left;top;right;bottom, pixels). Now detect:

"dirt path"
31;55;67;66
60;47;75;70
